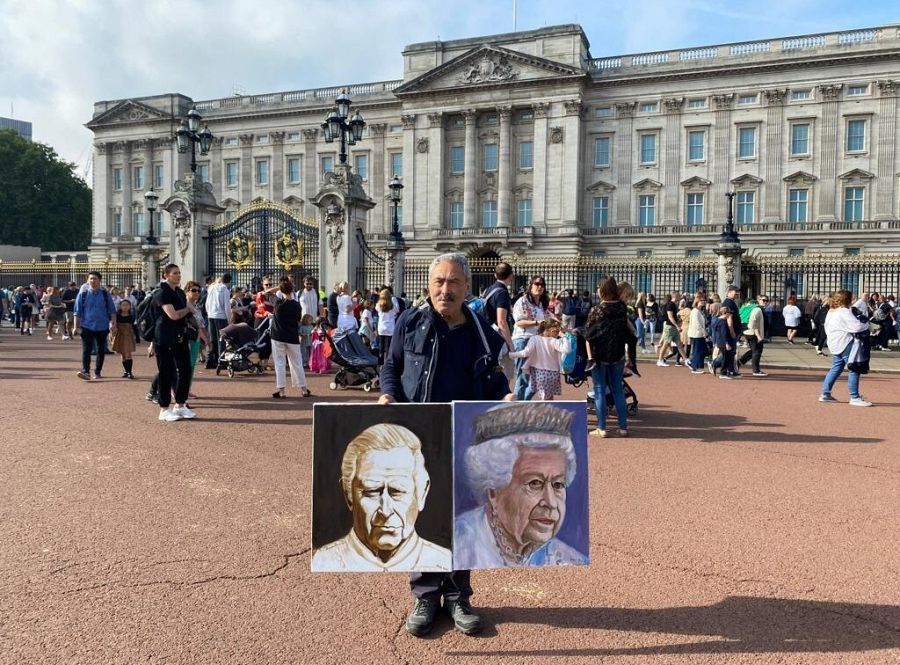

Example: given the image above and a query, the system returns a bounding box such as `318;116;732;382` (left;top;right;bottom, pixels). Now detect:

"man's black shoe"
445;599;483;635
405;598;440;637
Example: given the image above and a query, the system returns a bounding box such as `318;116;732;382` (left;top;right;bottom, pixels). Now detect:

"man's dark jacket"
380;299;508;403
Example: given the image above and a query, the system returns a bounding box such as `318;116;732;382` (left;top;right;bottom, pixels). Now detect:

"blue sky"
1;0;897;178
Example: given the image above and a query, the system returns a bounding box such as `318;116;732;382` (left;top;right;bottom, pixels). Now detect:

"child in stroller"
324;326;380;392
564;328;639;416
216;319;269;377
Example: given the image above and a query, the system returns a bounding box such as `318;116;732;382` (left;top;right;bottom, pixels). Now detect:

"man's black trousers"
410;571;472;602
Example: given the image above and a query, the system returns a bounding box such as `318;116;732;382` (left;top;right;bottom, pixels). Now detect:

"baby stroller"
216;321;268;378
325;327;380;392
586;376;639;417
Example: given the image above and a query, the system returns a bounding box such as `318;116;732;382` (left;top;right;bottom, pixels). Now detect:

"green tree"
0;129;92;251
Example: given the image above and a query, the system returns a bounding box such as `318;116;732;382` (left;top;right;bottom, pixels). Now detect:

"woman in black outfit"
153;264;197;422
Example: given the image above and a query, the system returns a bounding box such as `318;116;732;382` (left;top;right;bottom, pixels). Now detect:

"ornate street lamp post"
721;191;740;244
388;175;404;240
143;188;159;245
321;90;365;166
175;108;213;174
714;191;745;300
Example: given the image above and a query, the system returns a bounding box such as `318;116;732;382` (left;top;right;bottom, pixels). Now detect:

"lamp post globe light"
176;107;213;174
321;90;366;166
143;188;159;245
388;175;404;240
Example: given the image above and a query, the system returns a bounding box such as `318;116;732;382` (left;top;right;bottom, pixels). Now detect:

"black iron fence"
0;260;144;290
355;228;386;292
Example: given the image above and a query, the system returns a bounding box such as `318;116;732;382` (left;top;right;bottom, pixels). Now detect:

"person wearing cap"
454;402;588;568
379;252;511;637
721;285;742;374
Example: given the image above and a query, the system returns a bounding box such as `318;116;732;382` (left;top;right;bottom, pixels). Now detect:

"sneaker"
145;391;158;402
818;394;837;403
122;372;129;378
656;360;668;367
405;598;440;637
816;350;824;356
618;429;629;437
706;360;714;374
719;374;734;380
47;335;53;340
590;428;608;438
76;371;90;381
691;369;704;374
63;335;71;340
91;374;101;381
28;330;32;336
445;599;483;635
849;397;873;407
752;372;768;377
173;405;197;419
159;408;181;422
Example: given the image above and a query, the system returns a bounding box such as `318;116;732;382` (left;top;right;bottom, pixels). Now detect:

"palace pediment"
838;168;874;181
731;173;763;187
393;45;585;96
783;170;818;185
680;176;712;188
86;100;171;128
586;179;616;193
633;178;663;192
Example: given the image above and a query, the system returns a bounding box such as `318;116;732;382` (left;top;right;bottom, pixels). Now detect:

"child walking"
110;299;138;378
710;307;737;378
299;314;315;368
308;317;332;374
508;320;571;400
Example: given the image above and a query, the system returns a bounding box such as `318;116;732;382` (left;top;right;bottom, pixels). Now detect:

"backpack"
135;288;161;343
872;304;889;322
562;297;578;316
560;331;578;373
739;303;758;325
468;284;504;323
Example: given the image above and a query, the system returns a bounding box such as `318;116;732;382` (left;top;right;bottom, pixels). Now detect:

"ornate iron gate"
207;201;319;291
354;228;385;291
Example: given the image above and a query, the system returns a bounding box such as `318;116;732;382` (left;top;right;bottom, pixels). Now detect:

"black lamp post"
388;175;404;240
321;90;365;166
721;191;740;244
175;108;213;174
144;188;159;245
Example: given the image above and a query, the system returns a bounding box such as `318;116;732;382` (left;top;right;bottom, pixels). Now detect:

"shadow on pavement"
626;409;882;445
449;596;900;657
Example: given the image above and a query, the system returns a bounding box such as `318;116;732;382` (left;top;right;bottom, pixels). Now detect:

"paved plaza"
1;326;898;664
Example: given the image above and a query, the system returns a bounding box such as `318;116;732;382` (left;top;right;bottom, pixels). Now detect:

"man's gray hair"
429;253;471;286
464;403;577;502
340;423;429;500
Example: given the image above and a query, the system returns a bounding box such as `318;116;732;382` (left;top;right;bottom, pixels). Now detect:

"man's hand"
502;393;516;402
377;394;395;405
147;344;155;358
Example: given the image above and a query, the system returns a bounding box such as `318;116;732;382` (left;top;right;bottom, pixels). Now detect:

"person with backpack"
585;277;635;438
737;294;768;377
560;289;579;331
476;262;514;352
73;271;117;381
511;275;548;399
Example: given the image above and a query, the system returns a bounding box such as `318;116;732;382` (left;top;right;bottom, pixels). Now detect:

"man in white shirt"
299;277;323;321
204;273;234;368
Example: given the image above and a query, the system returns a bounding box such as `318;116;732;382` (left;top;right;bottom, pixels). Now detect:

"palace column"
208;136;223;203
711;94;734;223
92;142;110;239
614;103;635;225
662;97;684;224
763;89;786;222
239;133;254;204
816;84;842;222
122;141;133;236
271;131;285;201
463;109;477;228
532;102;549;228
874;80;898;220
497;106;512;227
302;128;318;212
368;124;387;232
427;113;445;230
401;113;417;235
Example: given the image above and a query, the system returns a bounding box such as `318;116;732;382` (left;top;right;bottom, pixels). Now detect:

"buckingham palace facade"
87;23;900;268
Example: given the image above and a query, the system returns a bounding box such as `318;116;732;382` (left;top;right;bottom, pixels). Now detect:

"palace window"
225;161;238;187
483;143;498;171
113;168;123;191
639;195;655;227
594;107;612;118
287;158;301;184
639;102;658;113
354;154;368;180
594;137;610;167
788;189;808;223
113;212;122;237
132;211;144;237
256;160;269;185
449;202;463;229
791;89;812;101
790;123;810;156
688;130;705;161
197;163;209;183
738;127;756;159
847;84;869;96
321;156;334;174
516;199;532;227
847;119;866;152
287;132;300;141
736;191;754;223
225;137;238;146
154;164;164;189
737;94;758;105
133;166;144;190
685;193;704;225
390;152;403;178
482;200;498;228
844;187;864;221
450;146;464;174
257;135;269;144
592;196;609;229
639;133;656;164
518;141;533;169
687;98;707;109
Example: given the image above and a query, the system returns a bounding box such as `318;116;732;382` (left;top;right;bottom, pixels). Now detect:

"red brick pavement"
1;325;898;664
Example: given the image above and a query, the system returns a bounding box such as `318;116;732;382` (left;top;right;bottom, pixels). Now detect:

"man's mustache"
435;294;456;303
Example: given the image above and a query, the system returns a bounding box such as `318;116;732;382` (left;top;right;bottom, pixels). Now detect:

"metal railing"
0;260;145;290
192;80;404;113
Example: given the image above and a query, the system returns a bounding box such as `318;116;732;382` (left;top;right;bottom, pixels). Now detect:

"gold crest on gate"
226;234;255;269
275;233;304;271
